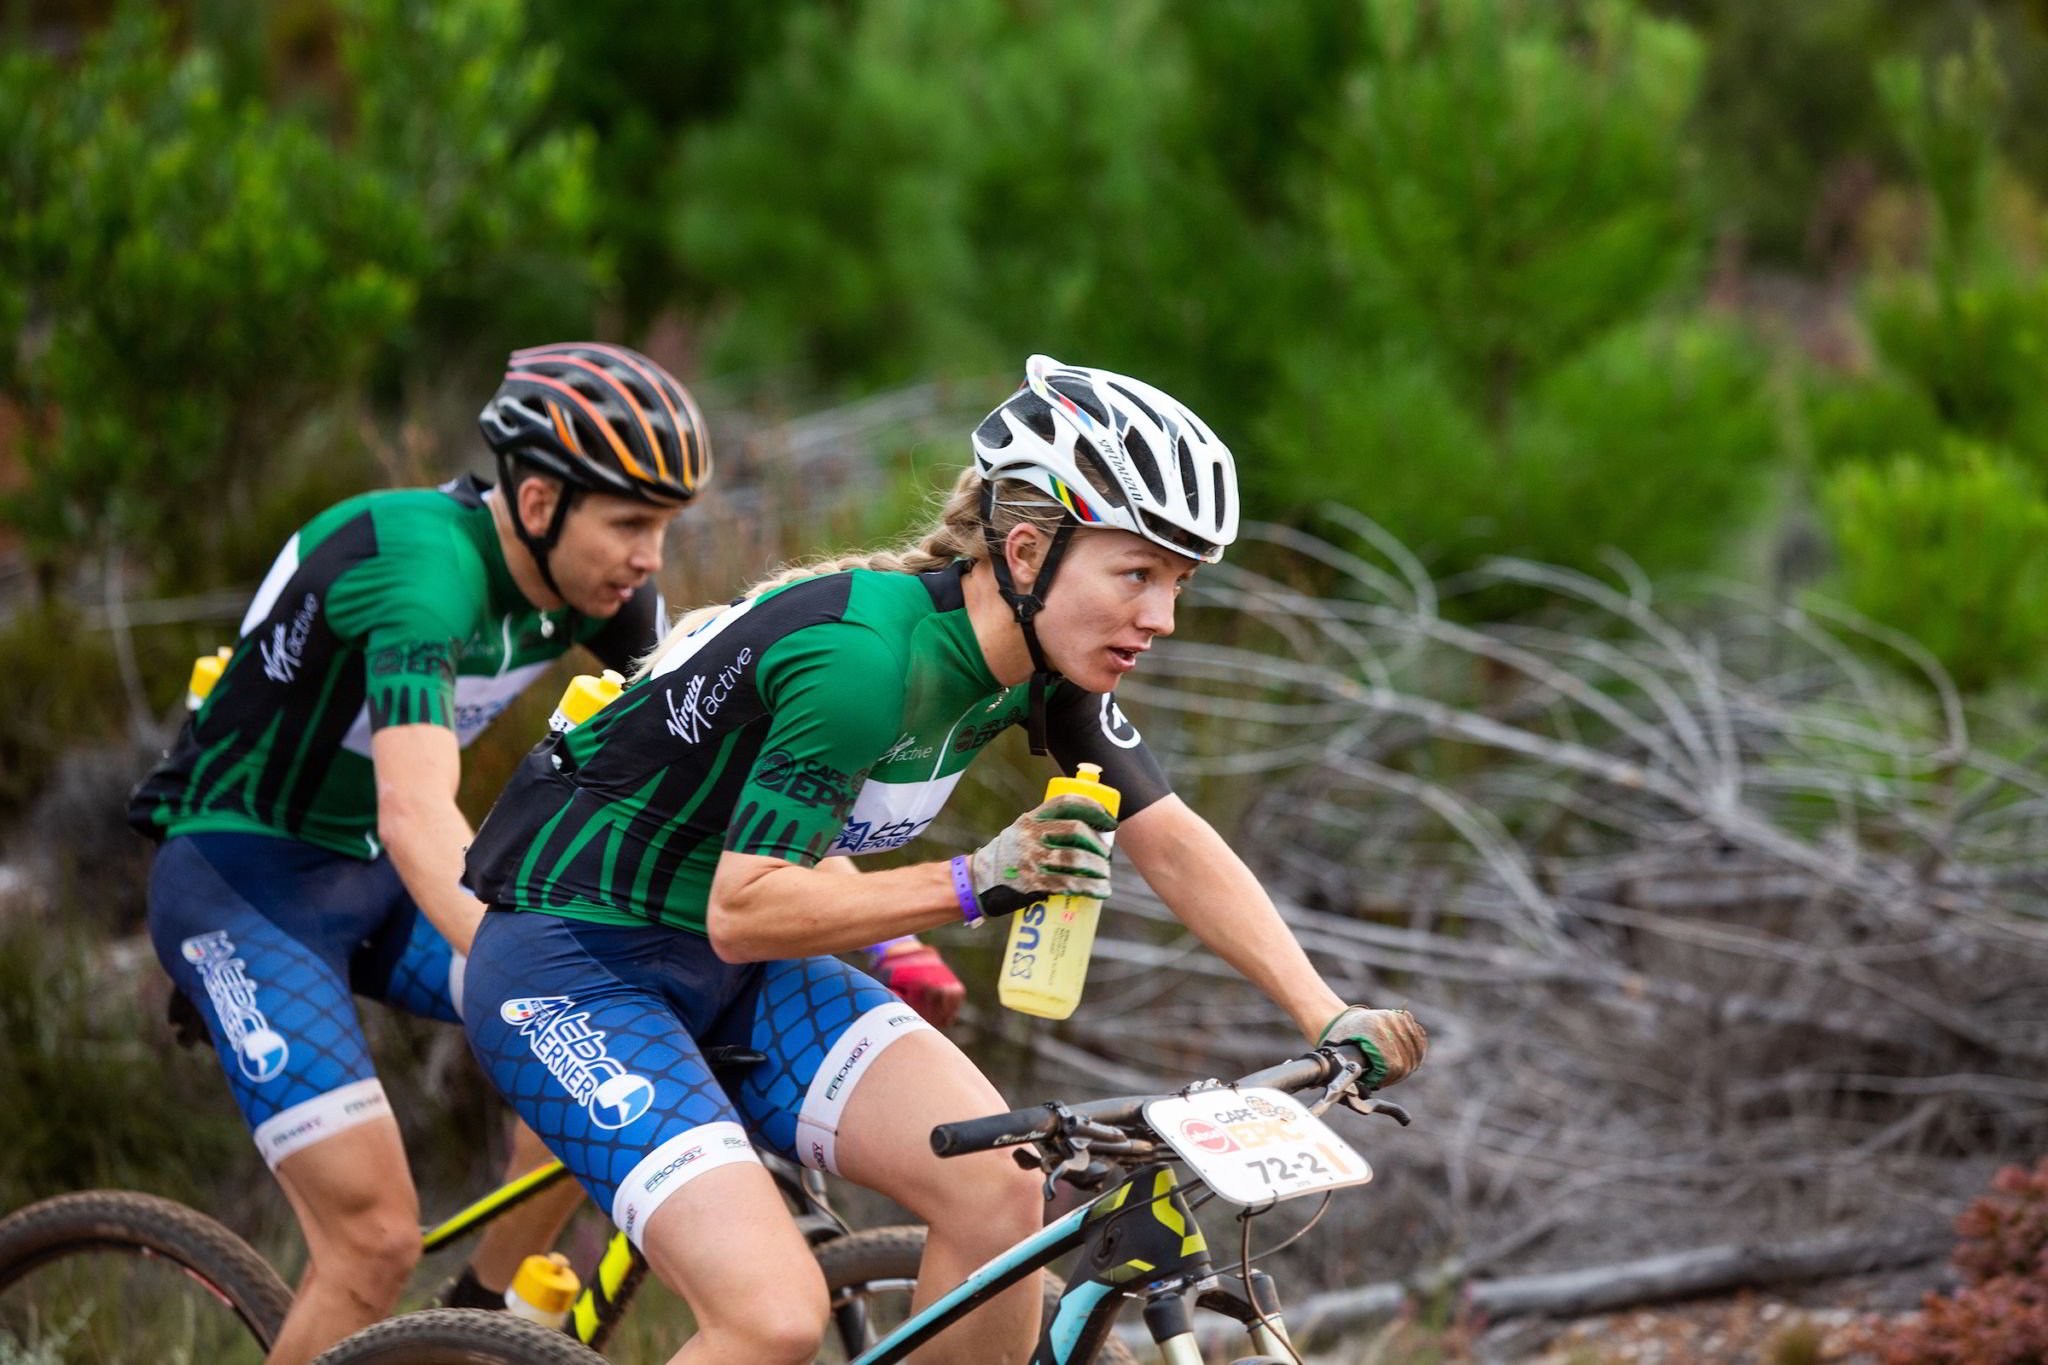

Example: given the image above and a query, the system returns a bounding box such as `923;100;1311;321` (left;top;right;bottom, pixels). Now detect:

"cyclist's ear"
1002;523;1049;593
515;472;565;538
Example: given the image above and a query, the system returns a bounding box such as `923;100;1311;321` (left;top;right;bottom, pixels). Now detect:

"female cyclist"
459;355;1428;1364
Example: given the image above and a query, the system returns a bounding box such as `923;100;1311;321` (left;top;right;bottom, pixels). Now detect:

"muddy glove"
1319;1005;1428;1089
956;794;1118;921
867;938;966;1027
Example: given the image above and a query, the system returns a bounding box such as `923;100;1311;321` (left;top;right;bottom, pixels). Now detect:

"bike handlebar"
929;1042;1372;1159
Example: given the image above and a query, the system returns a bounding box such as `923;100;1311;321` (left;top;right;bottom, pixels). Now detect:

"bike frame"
419;1154;850;1351
842;1164;1293;1365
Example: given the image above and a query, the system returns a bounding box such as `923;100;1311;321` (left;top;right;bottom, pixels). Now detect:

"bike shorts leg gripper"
146;834;397;1165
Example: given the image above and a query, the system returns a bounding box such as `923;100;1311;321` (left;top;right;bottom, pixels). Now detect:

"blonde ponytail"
636;466;1071;678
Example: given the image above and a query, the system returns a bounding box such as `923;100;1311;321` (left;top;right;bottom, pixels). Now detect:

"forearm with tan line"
1116;793;1429;1086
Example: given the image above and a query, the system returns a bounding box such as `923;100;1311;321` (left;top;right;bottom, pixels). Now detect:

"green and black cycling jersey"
130;475;659;860
465;564;1171;934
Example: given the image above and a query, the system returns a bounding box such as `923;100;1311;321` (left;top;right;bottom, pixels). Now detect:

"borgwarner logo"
504;995;658;1130
181;931;290;1083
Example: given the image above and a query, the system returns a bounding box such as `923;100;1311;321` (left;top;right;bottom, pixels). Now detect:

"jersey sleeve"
579;583;665;675
1043;681;1174;818
326;525;481;732
727;623;904;865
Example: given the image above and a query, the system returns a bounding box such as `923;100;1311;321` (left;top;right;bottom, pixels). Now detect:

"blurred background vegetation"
7;0;2048;1328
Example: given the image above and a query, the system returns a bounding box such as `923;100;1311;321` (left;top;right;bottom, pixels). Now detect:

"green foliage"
1653;0;1900;267
1817;442;2048;692
0;610;129;819
527;0;805;325
1263;317;1775;585
672;0;1287;430
1864;264;2048;451
1;8;415;583
1258;1;1774;583
337;0;605;363
0;913;254;1208
1878;27;2008;274
1318;0;1704;429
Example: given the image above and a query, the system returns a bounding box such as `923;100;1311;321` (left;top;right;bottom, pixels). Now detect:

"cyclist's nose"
631;529;663;576
1136;585;1176;637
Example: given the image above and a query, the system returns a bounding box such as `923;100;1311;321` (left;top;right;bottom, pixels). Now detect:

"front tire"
308;1308;608;1365
0;1189;291;1362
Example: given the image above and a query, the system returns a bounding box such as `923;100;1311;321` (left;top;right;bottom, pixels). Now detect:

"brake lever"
1341;1094;1412;1126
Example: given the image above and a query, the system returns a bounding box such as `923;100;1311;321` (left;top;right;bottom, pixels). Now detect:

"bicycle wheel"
0;1189;291;1363
308;1308;609;1365
811;1225;1138;1365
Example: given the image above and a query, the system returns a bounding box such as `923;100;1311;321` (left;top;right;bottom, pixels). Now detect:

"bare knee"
928;1156;1042;1253
316;1208;421;1302
695;1279;828;1363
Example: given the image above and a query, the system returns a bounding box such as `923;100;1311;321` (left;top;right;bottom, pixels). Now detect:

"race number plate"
1144;1086;1372;1207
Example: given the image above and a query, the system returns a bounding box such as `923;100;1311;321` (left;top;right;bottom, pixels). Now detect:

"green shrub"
1816;442;2048;692
1315;0;1705;427
672;0;1286;433
1261;317;1776;583
0;7;415;587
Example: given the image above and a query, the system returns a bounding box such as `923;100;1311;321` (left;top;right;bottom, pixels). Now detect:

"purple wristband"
949;855;984;926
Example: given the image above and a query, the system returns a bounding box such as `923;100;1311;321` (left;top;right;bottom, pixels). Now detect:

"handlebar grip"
930;1105;1061;1158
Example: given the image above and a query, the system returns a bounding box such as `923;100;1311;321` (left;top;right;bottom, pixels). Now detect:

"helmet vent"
973;410;1016;451
1013;395;1059;443
1049;378;1110;428
1121;427;1167;502
1108;382;1165;431
1071;444;1129;509
1176;437;1200;517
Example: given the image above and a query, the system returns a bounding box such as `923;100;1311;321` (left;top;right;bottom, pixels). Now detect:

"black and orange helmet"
480;342;711;505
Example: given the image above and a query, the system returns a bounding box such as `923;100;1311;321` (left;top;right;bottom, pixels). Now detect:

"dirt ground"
1297;1265;1952;1364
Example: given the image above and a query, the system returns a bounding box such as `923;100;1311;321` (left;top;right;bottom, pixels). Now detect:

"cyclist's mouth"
1107;645;1143;672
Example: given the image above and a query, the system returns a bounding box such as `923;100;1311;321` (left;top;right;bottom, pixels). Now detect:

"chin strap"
497;455;579;618
981;484;1077;756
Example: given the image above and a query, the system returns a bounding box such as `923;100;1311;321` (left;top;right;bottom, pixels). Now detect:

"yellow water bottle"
185;647;232;711
548;669;625;732
999;762;1122;1020
503;1252;579;1329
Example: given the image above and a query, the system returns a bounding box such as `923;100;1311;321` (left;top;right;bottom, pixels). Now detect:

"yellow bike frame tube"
420;1161;575;1252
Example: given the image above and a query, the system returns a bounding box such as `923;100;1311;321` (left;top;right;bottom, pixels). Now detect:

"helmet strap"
497;454;579;606
981;485;1077;756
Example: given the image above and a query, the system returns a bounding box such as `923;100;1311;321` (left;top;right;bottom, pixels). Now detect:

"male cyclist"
129;343;711;1365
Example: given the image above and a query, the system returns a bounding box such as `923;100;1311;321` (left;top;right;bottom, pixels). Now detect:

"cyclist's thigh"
147;833;394;1168
461;910;762;1247
724;954;933;1175
828;1029;1020;1213
349;868;461;1024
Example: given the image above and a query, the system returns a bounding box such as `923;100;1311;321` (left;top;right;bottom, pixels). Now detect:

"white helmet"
971;354;1239;564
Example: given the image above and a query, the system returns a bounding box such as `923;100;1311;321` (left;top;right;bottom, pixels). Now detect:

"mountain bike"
309;1039;1406;1365
0;1047;873;1363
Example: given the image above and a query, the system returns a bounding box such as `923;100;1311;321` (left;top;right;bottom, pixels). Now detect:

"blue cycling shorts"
462;909;930;1247
147;832;461;1167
